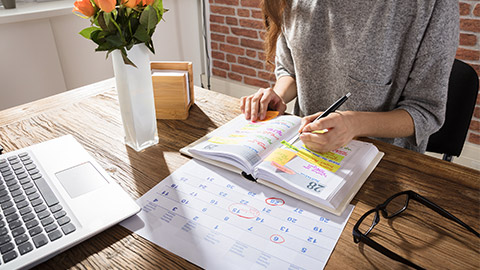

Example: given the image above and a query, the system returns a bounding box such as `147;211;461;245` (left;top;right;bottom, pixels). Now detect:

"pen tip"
346;92;351;98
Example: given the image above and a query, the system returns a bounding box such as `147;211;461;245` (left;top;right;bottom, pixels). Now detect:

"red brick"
211;42;219;50
213;68;227;78
456;47;480;61
220;43;245;55
231;27;258;38
241;38;264;50
226;54;236;63
246;49;256;58
238;56;264;69
258;71;276;82
460;2;471;16
474;3;480;17
210;14;225;24
227;36;240;45
259;30;266;40
258;51;266;61
244;76;270;88
228;72;243;82
212;51;225;60
239;18;264;29
471;65;480;78
241;0;261;8
210;23;230;34
251;9;263;19
474;106;480;118
215;0;239;5
467;132;480;144
460;19;480;32
232;64;256;76
470;120;480;132
226;16;238;25
211;33;225;42
237;8;250;17
459;33;477;46
210;5;235;15
213;60;230;70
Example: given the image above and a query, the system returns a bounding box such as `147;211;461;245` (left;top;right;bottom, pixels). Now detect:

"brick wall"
209;0;275;88
458;1;480;145
209;0;480;146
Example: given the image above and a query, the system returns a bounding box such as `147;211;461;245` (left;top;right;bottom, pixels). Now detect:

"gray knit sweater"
275;0;459;152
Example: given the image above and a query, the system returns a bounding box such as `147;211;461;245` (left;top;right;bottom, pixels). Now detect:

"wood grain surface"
0;78;478;269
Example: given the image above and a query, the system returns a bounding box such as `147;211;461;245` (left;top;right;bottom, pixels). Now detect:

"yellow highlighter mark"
208;136;240;145
297;151;340;172
264;148;297;166
280;140;343;172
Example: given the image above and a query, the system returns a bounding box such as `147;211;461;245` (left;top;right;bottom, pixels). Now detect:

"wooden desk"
0;79;478;269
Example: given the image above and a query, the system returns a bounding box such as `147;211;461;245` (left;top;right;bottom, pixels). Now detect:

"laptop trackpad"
56;162;108;199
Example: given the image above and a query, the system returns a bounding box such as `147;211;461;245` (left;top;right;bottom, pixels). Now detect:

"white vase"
112;44;159;152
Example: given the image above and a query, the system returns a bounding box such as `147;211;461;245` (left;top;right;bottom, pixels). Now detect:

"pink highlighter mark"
270;234;285;244
228;203;260;219
271;161;295;175
265;197;285;206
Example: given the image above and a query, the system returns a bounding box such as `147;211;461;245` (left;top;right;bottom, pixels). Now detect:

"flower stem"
110;17;125;43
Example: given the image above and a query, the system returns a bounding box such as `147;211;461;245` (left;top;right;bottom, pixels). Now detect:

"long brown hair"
262;0;289;67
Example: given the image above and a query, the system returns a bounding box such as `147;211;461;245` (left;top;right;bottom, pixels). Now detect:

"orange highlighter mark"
259;111;279;121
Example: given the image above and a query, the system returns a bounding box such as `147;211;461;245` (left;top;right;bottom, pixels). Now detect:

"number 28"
307;182;322;192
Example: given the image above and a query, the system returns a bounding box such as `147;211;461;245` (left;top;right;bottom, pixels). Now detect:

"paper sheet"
121;160;354;269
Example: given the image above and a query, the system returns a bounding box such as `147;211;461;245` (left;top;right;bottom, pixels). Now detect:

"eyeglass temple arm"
359;234;425;270
415;195;480;237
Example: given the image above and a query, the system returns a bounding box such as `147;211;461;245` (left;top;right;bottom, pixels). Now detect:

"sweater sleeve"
396;0;459;147
274;33;296;80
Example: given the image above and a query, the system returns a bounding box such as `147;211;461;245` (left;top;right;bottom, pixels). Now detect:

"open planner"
180;112;384;216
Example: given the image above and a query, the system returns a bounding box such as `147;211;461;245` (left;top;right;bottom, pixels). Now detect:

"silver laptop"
0;135;140;269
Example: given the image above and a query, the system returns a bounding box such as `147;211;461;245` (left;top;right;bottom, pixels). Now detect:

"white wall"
0;0;205;110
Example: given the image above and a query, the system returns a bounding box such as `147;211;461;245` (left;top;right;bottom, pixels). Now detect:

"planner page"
121;160;353;270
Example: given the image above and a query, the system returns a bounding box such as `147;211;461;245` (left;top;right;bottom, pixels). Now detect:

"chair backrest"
426;59;479;161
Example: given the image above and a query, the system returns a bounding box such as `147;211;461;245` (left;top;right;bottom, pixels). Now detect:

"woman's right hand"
240;87;287;121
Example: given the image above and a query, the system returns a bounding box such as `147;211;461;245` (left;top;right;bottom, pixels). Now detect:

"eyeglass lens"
358;211;377;235
384;193;409;218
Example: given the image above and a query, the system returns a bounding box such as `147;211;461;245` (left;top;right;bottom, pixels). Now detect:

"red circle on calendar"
228;203;260;219
270;234;285;244
265;197;285;206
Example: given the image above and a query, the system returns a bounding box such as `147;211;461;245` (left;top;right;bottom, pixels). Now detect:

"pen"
288;92;351;145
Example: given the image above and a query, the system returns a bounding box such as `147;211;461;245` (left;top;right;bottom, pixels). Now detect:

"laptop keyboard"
0;152;76;265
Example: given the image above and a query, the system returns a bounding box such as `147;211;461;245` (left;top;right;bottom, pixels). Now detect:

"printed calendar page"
121;160;353;269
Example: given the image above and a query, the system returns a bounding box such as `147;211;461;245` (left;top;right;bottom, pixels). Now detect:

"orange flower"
140;0;154;6
93;0;116;13
73;0;96;18
122;0;139;8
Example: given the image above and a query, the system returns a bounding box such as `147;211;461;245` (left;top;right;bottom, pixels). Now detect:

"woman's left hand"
298;111;356;153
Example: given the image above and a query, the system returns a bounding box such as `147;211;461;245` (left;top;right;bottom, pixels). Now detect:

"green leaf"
146;40;155;54
79;27;101;40
97;12;108;31
106;33;124;47
133;25;149;42
153;0;164;23
140;5;158;30
121;48;137;68
91;30;105;45
95;42;111;51
103;12;112;28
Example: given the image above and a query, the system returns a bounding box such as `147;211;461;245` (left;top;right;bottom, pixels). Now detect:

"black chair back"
426;59;479;161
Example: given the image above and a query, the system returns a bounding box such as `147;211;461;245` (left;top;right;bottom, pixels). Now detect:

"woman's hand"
298;111;356;153
240;87;287;121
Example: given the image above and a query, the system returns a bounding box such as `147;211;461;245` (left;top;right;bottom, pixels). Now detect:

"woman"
240;0;459;153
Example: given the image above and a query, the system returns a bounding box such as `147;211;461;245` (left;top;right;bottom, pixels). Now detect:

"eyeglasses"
352;190;479;270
